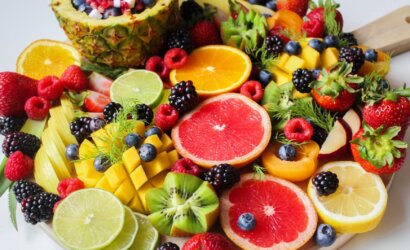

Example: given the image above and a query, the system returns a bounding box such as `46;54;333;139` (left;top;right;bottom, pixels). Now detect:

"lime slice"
53;189;125;250
110;70;164;108
130;213;160;250
104;206;139;250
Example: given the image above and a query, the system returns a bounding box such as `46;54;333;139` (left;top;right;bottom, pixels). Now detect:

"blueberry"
144;126;163;138
78;3;93;14
142;0;157;8
94;155;111;172
315;224;336;247
265;0;277;11
237;213;256;231
365;49;378;62
278;144;297;161
124;133;143;148
323;35;339;48
284;41;302;55
258;69;273;86
65;144;79;161
308;39;325;53
139;143;157;162
312;68;322;79
248;0;265;4
89;118;106;132
103;7;122;19
72;0;85;8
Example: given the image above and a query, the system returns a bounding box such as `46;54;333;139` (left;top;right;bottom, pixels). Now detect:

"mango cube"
277;53;290;69
137;182;155;211
321;48;339;68
167;150;179;165
114;178;136;204
142;152;171;178
283;55;305;74
105;163;127;188
272;67;292;85
95;177;116;192
300;46;320;69
143;135;163;152
149;171;168;188
128;196;146;214
160;134;174;152
122;147;141;173
130;166;148;190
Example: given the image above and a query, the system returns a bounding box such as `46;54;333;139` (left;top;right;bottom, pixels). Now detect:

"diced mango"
122;147;141;173
130;165;148;190
272;67;292;85
128;196;146;214
132;121;146;137
74;162;85;176
143;135;163;152
142;152;171;178
149;171;168;188
277;53;290;69
91;129;111;154
79;139;98;158
321;48;339;69
95;177;116;193
160;134;174;152
137;182;155;212
300;46;320;69
105;163;127;188
167;150;179;166
283;55;305;74
82;160;104;179
293;89;311;99
114;178;136;204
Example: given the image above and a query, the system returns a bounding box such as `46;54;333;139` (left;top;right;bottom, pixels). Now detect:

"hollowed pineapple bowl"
51;0;179;67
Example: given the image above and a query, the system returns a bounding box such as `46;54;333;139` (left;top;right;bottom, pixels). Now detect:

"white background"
0;0;410;249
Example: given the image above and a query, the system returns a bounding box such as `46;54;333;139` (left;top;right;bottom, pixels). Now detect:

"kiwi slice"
146;172;219;237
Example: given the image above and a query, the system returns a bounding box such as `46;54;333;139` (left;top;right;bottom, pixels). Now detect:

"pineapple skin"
51;0;179;68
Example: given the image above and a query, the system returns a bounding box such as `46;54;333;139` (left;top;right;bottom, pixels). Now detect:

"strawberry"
84;91;111;113
311;62;363;112
60;65;88;91
277;0;309;17
190;20;222;48
302;18;325;38
351;123;407;174
306;2;344;32
0;72;37;116
182;232;233;250
269;25;290;44
88;72;113;97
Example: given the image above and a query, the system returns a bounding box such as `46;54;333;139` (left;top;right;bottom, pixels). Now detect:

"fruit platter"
1;0;410;249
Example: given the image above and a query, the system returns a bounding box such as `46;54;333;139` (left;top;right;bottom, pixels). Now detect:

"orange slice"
169;45;252;96
16;39;81;80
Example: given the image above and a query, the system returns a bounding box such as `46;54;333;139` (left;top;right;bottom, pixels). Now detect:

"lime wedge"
110;70;164;108
104;206;139;250
130;212;160;250
53;189;125;250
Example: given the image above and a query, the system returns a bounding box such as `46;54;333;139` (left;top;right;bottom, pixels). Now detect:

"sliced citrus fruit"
307;161;388;233
220;173;318;249
110;70;164;108
169;45;252;96
131;213;160;250
104;206;138;250
53;188;125;250
16;39;81;80
172;93;271;168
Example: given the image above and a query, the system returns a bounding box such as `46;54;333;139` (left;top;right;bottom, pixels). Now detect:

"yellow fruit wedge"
34;147;60;194
307;161;388;233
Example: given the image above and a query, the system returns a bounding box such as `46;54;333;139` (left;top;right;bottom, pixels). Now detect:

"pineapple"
51;0;179;68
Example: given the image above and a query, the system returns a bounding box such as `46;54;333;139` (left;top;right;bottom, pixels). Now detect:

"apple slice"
343;109;362;138
318;119;352;160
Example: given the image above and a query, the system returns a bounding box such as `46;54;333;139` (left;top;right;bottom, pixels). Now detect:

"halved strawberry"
84;91;111;113
88;72;113;97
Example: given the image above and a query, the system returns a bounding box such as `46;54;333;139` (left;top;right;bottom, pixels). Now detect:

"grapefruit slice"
171;93;271;168
220;173;317;250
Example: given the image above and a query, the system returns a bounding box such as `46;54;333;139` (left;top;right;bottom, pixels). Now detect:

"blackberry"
180;0;204;23
311;125;328;146
70;117;92;143
158;242;180;250
202;164;240;192
292;69;314;93
12;180;44;203
103;102;123;123
22;192;60;225
168;80;199;114
166;28;193;52
136;104;153;125
2;132;41;158
265;35;284;57
339;32;358;47
0;116;26;136
338;47;365;74
312;171;339;196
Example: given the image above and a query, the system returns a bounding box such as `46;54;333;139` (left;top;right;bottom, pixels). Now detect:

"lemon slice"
307;161;388;233
53;189;125;250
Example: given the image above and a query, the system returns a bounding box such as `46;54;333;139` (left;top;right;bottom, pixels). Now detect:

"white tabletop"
0;0;410;249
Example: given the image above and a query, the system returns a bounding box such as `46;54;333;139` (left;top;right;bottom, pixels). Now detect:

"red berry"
240;80;263;102
154;104;179;132
164;48;188;69
190;20;222;48
284;118;314;143
171;158;201;177
37;76;64;101
60;65;88;91
145;56;170;80
269;25;291;43
302;19;325;38
4;151;34;181
182;232;233;250
24;96;50;120
57;178;85;198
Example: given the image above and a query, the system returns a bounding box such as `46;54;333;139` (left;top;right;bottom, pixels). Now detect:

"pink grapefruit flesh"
171;93;271;168
220;174;318;250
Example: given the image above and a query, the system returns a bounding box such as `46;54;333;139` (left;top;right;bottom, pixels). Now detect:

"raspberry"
240;81;263;102
284;118;314;143
37;76;64;101
145;56;170;80
24;96;50;120
4;151;34;181
155;104;179;132
57;178;85;198
164;48;188;69
60;65;88;91
171;158;201;177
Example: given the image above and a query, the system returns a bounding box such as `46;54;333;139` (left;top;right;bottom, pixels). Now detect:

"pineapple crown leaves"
351;122;407;168
253;163;266;181
311;62;364;99
81;61;128;79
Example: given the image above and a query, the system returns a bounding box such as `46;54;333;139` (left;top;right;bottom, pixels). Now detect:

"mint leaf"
8;185;18;231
